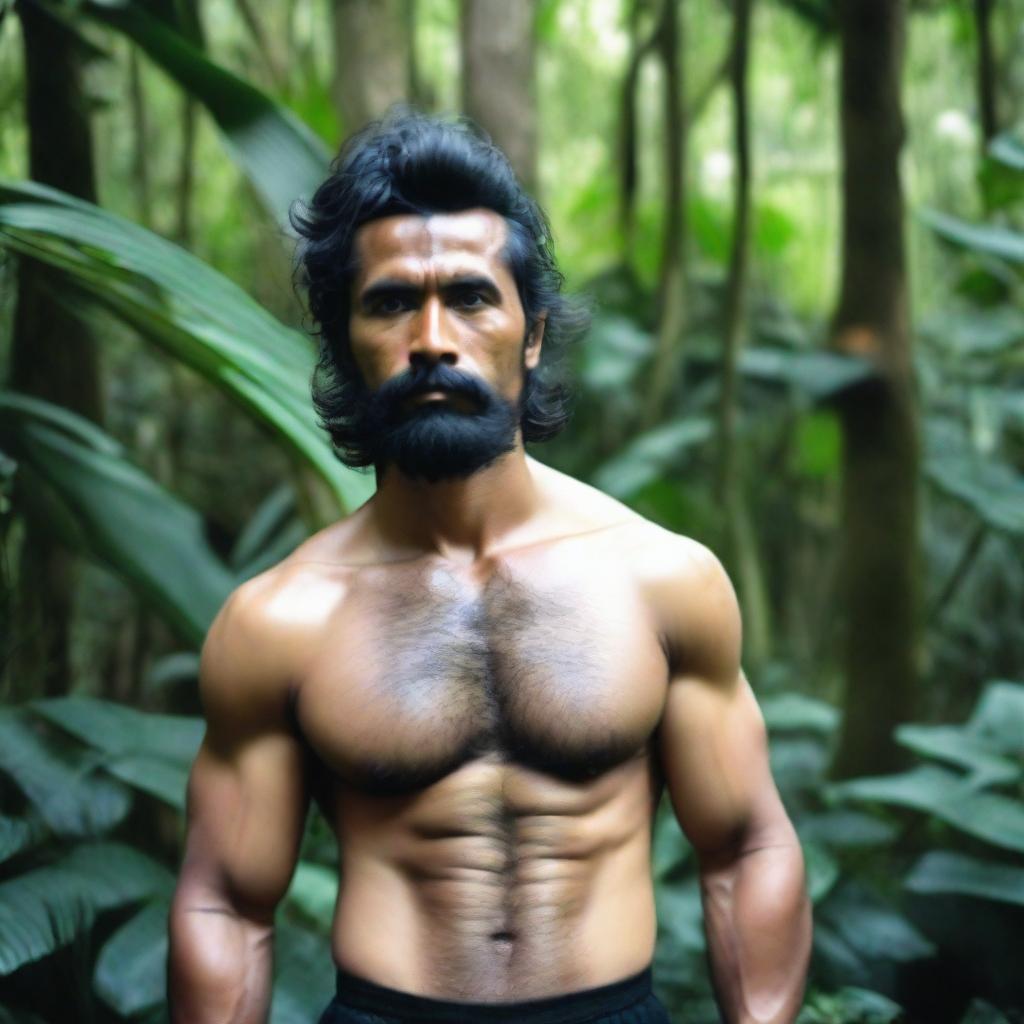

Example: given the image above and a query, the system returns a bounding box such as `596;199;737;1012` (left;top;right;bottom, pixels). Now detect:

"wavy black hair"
290;107;589;467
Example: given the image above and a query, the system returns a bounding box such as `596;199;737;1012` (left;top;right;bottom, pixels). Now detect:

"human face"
346;210;545;482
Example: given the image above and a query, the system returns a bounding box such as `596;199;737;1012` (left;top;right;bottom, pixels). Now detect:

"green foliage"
0;842;172;976
0;181;373;512
84;0;332;228
1;392;234;643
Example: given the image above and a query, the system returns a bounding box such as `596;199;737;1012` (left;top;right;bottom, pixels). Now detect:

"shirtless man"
168;110;811;1024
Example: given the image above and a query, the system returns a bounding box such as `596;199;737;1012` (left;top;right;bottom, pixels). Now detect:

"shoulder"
199;557;350;727
626;524;742;685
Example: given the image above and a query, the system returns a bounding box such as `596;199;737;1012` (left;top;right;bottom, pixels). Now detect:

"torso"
273;466;684;1000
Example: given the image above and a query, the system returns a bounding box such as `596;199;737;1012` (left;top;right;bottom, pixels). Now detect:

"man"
168;110;811;1024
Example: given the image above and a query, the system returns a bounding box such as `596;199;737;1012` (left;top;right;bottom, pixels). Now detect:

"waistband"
332;965;654;1023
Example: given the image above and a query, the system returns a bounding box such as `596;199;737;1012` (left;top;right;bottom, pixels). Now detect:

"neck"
368;441;542;563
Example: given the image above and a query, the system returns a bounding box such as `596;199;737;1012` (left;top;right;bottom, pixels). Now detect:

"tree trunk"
175;0;203;246
829;0;920;779
460;0;538;193
7;0;102;700
974;0;998;151
715;0;770;669
618;0;659;262
332;0;410;134
128;51;152;228
643;0;687;428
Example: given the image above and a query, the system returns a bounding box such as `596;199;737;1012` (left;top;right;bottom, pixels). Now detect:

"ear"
524;313;547;371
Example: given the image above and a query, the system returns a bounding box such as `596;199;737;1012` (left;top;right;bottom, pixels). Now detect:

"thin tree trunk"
974;0;998;151
128;50;152;227
618;0;659;262
7;0;102;700
830;0;919;779
460;0;538;193
175;0;203;245
643;0;687;428
715;0;769;668
176;100;197;246
332;0;410;134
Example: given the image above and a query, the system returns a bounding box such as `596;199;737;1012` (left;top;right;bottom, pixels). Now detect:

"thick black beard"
354;361;525;483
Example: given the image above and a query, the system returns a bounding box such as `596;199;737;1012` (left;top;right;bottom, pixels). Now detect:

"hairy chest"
296;554;669;794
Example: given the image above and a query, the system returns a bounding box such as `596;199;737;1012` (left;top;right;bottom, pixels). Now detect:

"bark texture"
829;0;920;779
8;0;102;699
460;0;537;192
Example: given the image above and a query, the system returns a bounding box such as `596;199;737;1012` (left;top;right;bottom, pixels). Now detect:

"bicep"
177;589;311;920
655;544;787;859
659;669;781;858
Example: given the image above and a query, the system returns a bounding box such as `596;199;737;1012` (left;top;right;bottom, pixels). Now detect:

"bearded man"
168;109;812;1024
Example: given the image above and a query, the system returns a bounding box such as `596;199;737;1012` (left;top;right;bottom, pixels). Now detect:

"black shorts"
317;965;672;1024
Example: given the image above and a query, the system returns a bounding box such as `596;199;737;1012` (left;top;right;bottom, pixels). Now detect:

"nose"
408;296;458;368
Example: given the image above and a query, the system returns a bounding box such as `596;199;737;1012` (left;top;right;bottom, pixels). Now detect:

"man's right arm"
169;579;310;1024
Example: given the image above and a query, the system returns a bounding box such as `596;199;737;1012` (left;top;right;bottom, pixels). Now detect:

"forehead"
352;209;512;285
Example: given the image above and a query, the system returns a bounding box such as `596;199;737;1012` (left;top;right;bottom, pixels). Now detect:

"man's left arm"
655;542;812;1024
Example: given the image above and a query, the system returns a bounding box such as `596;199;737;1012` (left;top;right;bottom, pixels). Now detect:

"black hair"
289;106;589;465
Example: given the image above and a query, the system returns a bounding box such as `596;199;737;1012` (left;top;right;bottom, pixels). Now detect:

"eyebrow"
359;274;502;307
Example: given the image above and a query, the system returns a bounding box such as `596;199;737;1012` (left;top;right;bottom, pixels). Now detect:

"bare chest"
296;552;669;794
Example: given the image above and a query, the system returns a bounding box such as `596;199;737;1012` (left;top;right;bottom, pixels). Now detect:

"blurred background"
1;0;1023;1021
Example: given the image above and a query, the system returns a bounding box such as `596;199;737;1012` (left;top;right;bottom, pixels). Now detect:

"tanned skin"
168;209;812;1023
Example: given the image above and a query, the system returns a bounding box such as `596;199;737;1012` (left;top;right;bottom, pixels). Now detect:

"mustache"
372;363;494;415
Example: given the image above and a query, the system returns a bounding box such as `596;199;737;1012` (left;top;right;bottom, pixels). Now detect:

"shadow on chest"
299;562;667;795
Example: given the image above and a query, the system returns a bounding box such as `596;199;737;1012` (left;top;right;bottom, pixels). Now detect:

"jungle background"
1;0;1023;1021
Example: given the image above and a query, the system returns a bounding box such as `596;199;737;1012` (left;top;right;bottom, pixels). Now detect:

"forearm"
168;883;275;1024
699;840;811;1024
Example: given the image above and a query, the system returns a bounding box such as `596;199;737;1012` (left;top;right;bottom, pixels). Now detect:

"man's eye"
371;295;410;314
454;291;485;309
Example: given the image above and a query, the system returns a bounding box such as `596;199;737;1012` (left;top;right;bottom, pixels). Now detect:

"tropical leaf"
761;692;840;734
989;134;1024;172
104;754;191;810
0;709;132;838
817;888;935;963
967;680;1024;758
905;851;1024;908
591;417;712;498
795;810;897;849
894;724;1020;789
925;452;1024;535
959;999;1012;1024
797;986;903;1024
34;696;203;766
920;208;1024;266
2;393;233;643
82;0;331;231
656;876;706;954
0;843;172;975
270;923;337;1024
802;840;839;903
94;898;169;1015
829;765;1024;853
739;347;874;399
0;181;374;512
284;861;338;933
0;814;43;866
230;483;307;578
33;696;203;810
